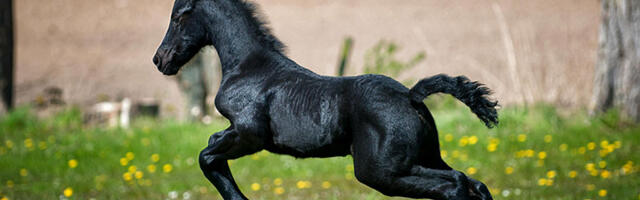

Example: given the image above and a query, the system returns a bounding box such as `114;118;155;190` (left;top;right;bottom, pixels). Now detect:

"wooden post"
0;0;14;111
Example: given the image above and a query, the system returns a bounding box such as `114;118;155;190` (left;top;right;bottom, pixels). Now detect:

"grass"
0;97;638;199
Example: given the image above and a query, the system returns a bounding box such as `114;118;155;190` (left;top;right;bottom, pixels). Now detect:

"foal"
153;0;498;199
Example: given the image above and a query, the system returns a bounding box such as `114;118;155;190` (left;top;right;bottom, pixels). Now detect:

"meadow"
0;97;638;199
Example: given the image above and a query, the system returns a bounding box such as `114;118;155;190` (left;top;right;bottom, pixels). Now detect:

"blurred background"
1;0;639;199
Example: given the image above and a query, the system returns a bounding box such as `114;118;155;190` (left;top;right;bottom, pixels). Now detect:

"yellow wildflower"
598;189;607;197
538;151;547;160
126;152;135;160
123;172;132;181
6;180;14;188
5;140;14;149
321;181;331;189
600;140;609;148
147;164;156;173
458;136;469;147
251;183;260;191
345;164;354;172
487;143;497;152
599;161;607;168
296;181;312;189
128;165;137;173
559;144;568;151
134;171;144;179
441;150;448;158
613;141;621;148
68;159;78;169
444;134;453;142
578;147;586;154
120;158;128;166
537;178;547;186
590;169;599;176
585;163;595;171
38;141;47;150
587;142;595;150
273;178;282;185
544;135;552;143
567;170;577;178
63;187;73;197
163;164;173;173
466;167;477;175
1;196;7;200
273;187;285;195
517;134;526;142
24;138;33;149
505;167;514;175
546;170;556;178
468;136;478;145
545;179;553;186
600;170;611;179
19;168;28;177
151;154;160;162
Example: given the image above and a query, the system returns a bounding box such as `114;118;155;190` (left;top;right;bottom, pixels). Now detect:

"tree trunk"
591;0;640;122
0;0;14;113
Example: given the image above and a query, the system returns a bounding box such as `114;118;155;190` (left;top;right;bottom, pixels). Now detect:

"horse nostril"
153;54;160;66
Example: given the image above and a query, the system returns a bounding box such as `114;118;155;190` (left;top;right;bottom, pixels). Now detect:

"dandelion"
321;181;331;189
613;141;621;148
296;181;312;189
151;154;160;162
505;167;514;175
123;172;132;181
590;170;599;177
19;168;28;177
537;152;547;160
537;178;547;186
24;138;33;149
487;143;497;152
578;147;586;154
559;143;568;151
586;163;595;171
599;161;607;168
120;158;128;166
468;136;478;145
466;167;477;175
1;196;7;200
5;140;14;149
134;171;144;179
273;178;282;185
622;161;634;174
568;170;577;178
63;187;73;197
444;134;453;142
345;164;354;172
544;135;552;143
459;136;469;147
147;164;157;173
38;141;47;150
600;170;611;179
441;150;448;158
598;189;607;197
128;165;137;173
273;187;285;195
517;134;526;142
599;149;609;157
6;180;14;188
546;170;556;178
251;183;261;191
68;159;78;168
600;140;609;148
163;164;173;173
126;152;135;160
587;142;596;150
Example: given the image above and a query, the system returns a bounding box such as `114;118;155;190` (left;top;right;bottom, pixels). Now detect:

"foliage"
0;103;639;199
363;40;426;85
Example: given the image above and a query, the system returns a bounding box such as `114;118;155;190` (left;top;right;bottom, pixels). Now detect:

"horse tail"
409;74;499;128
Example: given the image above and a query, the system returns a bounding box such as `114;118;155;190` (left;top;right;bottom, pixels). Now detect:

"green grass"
0;98;638;199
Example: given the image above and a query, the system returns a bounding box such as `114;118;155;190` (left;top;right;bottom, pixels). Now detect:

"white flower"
168;191;178;199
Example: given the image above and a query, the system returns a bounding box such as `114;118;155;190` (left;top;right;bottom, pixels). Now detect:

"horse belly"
268;115;350;158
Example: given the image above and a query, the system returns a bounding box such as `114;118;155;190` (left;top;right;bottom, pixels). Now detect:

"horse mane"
234;0;286;53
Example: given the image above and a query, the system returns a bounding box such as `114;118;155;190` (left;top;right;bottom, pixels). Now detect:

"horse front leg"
198;129;261;200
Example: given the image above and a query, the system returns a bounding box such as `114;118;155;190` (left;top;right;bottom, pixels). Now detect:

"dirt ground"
13;0;600;117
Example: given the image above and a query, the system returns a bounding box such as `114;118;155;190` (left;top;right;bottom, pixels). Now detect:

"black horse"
153;0;498;199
